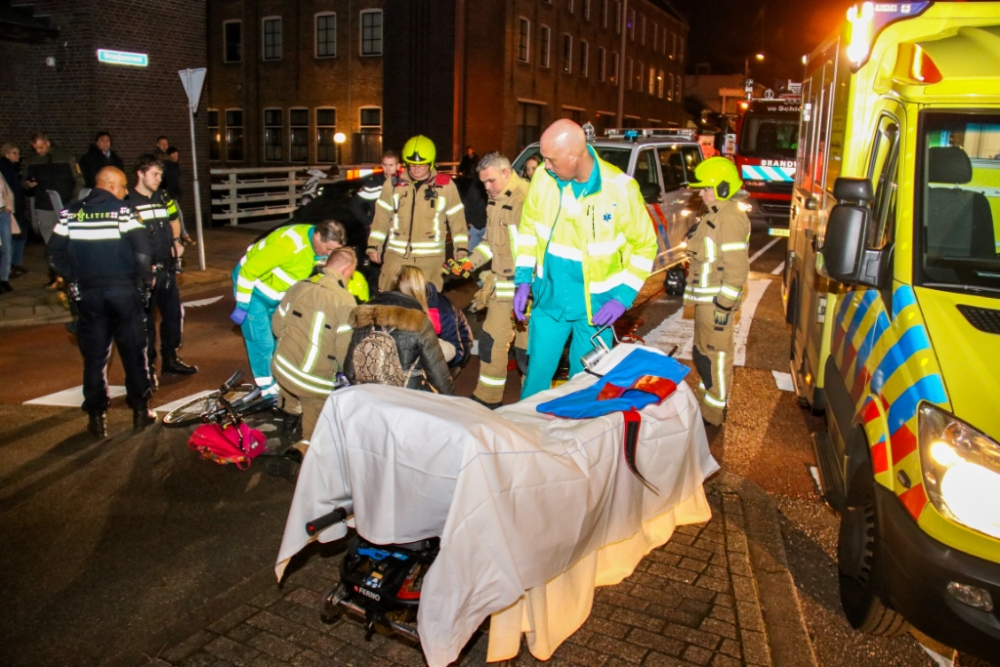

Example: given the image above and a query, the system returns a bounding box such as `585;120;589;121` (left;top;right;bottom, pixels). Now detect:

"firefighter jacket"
271;270;357;396
235;224;321;310
514;154;658;322
128;187;179;265
683;198;751;311
367;169;468;260
467;172;528;301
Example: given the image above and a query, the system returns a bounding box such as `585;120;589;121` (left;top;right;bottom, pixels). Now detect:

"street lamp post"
744;52;764;81
334;131;346;166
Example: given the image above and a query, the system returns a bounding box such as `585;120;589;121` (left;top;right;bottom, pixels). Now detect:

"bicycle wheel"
162;384;257;427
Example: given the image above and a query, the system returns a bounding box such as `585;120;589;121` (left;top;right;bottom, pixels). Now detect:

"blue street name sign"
97;49;148;67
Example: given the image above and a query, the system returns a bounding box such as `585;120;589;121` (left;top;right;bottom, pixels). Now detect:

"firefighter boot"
133;404;156;430
87;412;108;439
162;352;198;376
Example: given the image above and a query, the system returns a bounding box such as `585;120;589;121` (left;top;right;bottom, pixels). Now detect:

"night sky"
671;0;854;84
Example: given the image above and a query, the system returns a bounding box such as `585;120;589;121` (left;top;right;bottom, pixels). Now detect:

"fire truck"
733;93;802;226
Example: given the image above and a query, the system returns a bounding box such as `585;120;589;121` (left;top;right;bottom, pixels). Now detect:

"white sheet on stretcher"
276;343;719;667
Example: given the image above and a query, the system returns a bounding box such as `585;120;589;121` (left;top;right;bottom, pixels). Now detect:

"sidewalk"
139;472;817;667
0;227;258;328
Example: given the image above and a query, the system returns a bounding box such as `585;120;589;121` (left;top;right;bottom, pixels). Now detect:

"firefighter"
366;135;468;292
450;152;528;408
514;120;658;399
47;166;155;438
683;157;751;426
128;153;197;390
229;221;346;396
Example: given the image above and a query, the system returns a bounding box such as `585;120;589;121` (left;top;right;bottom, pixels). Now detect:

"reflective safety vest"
467;172;529;301
515;157;658;321
682;198;750;310
128;187;179;264
234;224;319;309
270;272;357;397
367;169;468;259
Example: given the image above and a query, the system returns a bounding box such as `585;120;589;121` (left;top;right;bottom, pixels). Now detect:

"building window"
610;51;619;86
653;24;658;51
626;57;632;90
641;15;646;45
636;61;643;91
316;109;337;162
671;33;676;59
658;70;665;99
262;17;282;61
223;20;242;63
583;0;591;20
602;0;608;28
225;109;243;161
290;108;309;163
539;25;551;68
562;34;572;73
208;110;220;161
675;75;682;100
517;102;543;151
518;18;531;63
628;8;635;41
360;9;382;56
316;12;336;58
360;107;381;130
263;108;282;161
579;40;588;77
567;0;574;14
679;37;685;62
598;47;606;82
615;1;622;34
648;66;655;95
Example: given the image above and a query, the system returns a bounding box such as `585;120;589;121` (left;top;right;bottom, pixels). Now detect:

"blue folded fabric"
537;348;690;419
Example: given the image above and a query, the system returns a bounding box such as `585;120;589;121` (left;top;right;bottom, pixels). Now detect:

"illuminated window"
208;110;220;161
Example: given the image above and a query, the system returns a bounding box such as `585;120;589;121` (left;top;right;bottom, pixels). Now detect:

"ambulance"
733;95;802;226
783;1;1000;659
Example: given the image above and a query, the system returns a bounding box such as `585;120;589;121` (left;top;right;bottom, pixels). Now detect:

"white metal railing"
210;165;359;226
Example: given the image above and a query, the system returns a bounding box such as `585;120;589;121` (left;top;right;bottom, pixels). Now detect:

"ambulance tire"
837;460;909;637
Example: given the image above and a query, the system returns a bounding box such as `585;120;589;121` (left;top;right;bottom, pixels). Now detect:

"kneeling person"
271;247;359;447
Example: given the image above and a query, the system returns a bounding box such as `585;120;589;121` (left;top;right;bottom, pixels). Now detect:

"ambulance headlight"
919;403;1000;540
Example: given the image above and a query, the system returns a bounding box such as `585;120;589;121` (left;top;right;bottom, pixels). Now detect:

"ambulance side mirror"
822;178;883;288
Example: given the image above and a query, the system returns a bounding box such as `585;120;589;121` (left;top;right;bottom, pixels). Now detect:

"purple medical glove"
513;283;531;322
592;299;627;326
230;307;248;326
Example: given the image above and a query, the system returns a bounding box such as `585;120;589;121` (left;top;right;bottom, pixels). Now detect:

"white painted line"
25;385;126;407
808;466;822;495
920;645;955;667
748;237;780;265
733;278;771;366
183;296;224;308
154;390;214;414
771;261;785;275
772;370;794;392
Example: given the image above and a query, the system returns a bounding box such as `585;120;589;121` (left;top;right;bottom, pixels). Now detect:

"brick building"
0;0;210;222
208;0;688;169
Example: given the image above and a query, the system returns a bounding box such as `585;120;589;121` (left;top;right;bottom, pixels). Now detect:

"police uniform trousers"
77;284;152;413
379;251;444;293
146;268;183;371
474;290;517;405
692;302;737;426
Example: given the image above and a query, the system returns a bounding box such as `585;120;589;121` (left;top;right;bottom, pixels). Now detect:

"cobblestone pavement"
144;475;814;667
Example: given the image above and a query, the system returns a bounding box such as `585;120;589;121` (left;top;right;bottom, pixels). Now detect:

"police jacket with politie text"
683;197;750;311
367;169;469;259
47;188;152;287
128;187;179;266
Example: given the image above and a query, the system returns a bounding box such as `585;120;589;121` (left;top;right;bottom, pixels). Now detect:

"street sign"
97;49;148;67
178;67;207;113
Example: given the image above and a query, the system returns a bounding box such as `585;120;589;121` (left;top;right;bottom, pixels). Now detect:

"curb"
717;470;819;667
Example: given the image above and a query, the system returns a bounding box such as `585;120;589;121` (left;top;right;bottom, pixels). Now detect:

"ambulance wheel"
837;460;908;636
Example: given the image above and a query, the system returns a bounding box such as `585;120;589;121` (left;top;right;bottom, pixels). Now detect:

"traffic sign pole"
178;68;207;271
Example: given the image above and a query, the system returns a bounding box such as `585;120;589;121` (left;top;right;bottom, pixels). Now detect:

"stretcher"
276;343;719;666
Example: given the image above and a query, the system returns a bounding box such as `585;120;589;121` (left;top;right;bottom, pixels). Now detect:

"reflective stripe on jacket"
514;157;658;321
367;169;468;258
468;172;528;301
235;224;318;309
682;199;750;309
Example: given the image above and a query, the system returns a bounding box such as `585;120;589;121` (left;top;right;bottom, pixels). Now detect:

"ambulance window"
868;122;899;249
681;145;702;180
657;147;685;191
635;148;662;194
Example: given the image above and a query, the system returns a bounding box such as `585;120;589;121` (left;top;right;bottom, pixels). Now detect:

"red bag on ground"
187;422;266;470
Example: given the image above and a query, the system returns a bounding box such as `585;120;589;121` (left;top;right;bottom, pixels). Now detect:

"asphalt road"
0;227;982;666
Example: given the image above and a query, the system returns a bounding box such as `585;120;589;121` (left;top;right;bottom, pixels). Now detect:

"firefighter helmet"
689;157;743;200
402;135;436;166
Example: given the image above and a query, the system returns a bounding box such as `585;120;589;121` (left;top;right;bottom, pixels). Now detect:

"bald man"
513;119;658;398
48;166;156;438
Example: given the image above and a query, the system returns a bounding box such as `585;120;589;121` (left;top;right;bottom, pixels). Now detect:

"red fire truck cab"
733;95;801;226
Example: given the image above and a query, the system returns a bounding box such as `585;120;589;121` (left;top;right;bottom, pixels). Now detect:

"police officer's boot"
133;404;156;430
162;352;198;376
87;412;107;439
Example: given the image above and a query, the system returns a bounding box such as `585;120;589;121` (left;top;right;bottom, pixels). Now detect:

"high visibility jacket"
682;198;750;310
234;224;319;310
271;271;357;396
367;169;468;259
515;157;658;321
467;172;528;301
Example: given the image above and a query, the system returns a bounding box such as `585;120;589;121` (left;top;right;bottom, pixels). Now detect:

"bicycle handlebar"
220;370;244;393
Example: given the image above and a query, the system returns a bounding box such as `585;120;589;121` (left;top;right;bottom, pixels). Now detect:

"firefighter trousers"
474;293;516;405
692;302;736;426
379;251;444;292
274;382;326;446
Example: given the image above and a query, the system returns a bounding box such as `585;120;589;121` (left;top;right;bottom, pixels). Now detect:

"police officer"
366;135;468;292
451;152;529;408
350;150;400;292
47;166;155;438
683;157;751;427
129;154;197;389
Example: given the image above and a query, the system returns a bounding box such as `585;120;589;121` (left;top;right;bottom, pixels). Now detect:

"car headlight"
738;202;753;212
918;403;1000;540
